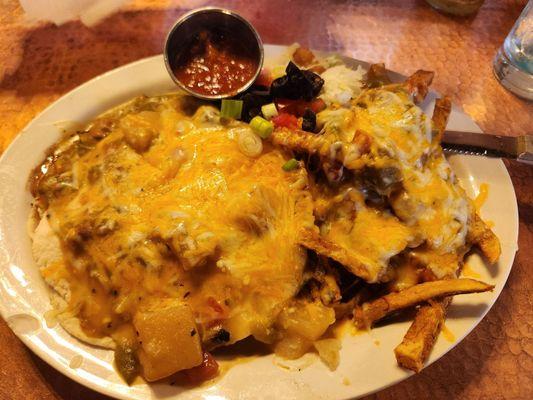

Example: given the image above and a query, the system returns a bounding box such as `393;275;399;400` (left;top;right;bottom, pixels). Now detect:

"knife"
442;131;533;165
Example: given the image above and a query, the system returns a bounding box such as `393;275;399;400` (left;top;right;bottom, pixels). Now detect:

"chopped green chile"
282;159;300;171
115;343;140;384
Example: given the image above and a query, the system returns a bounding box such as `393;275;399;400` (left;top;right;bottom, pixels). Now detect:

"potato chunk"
275;300;335;359
133;299;203;381
120;113;157;153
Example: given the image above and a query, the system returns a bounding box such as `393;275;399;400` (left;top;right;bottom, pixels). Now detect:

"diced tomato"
276;101;305;117
254;68;273;88
181;352;219;385
274;98;295;107
272;113;299;129
275;98;326;117
309;98;327;113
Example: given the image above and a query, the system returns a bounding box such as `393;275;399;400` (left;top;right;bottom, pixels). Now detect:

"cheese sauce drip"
473;183;489;212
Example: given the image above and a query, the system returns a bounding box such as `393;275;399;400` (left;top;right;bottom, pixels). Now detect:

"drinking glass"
493;1;533;100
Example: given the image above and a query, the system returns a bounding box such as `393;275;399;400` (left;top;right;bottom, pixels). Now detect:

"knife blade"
442;130;533;165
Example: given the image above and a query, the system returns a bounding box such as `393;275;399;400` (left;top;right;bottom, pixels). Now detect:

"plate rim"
0;49;519;400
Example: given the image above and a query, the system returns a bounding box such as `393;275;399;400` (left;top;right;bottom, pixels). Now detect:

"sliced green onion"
237;128;263;157
220;99;243;120
250;116;274;139
261;103;279;120
282;159;299;171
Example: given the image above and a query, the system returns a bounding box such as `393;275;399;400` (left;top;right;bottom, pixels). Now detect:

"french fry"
431;96;452;145
394;298;450;372
365;63;392;88
353;278;494;328
299;228;375;283
394;212;500;373
405;70;435;103
270;128;328;156
467;211;501;264
450;188;501;265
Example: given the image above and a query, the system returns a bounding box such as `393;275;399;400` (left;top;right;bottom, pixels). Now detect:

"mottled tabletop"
0;1;532;399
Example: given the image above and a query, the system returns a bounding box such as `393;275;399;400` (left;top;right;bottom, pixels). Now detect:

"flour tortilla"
30;212;115;349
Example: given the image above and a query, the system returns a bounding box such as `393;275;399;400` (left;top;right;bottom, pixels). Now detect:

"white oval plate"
0;45;519;400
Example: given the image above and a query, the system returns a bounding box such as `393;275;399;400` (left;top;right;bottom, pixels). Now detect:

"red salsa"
173;31;258;96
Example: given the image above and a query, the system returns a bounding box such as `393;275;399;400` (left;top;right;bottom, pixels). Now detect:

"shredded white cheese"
320;65;365;106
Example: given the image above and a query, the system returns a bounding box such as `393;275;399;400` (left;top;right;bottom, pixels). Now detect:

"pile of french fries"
272;60;500;371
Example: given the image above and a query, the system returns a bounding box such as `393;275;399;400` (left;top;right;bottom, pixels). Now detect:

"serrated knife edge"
442;131;533;165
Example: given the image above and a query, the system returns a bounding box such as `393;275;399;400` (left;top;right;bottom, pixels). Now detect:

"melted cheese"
42;96;315;346
316;85;470;277
32;80;483;379
324;207;413;281
473;183;489;212
352;89;432;164
397;157;469;253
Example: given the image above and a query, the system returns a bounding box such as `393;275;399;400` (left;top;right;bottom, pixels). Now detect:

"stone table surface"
0;1;531;399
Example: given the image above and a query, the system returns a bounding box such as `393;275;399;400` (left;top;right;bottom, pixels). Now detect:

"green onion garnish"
220;99;243;120
282;159;299;171
249;116;274;139
261;103;279;120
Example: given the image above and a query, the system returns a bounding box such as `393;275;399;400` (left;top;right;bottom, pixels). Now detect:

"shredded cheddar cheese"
31;96;315;360
28;76;499;382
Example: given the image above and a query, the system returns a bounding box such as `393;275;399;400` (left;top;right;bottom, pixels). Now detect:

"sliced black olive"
238;90;272;122
302;108;316;132
270;62;324;101
302;70;324;98
211;328;230;344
